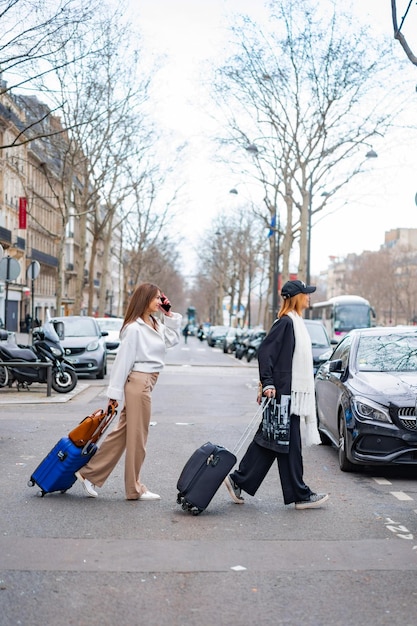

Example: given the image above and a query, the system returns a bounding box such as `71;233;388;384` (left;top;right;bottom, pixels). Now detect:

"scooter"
0;320;78;393
246;330;266;362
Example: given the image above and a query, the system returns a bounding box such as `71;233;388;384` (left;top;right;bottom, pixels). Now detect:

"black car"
304;319;332;374
315;326;417;471
52;316;108;379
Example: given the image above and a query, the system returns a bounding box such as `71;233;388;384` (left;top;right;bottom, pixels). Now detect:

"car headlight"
86;340;100;352
352;397;392;424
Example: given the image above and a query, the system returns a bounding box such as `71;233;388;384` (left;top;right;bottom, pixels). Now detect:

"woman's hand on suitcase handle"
107;398;118;414
257;384;275;404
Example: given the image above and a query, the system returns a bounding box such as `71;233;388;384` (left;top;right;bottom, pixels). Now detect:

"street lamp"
270;211;280;320
229;187;279;324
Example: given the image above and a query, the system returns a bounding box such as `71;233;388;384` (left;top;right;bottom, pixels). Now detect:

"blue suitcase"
28;437;97;496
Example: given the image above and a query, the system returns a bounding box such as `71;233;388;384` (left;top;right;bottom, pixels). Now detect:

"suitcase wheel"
27;479;35;487
179;496;203;516
37;490;46;497
192;508;203;516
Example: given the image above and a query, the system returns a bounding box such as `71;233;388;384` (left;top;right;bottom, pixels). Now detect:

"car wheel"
338;413;356;472
96;356;107;380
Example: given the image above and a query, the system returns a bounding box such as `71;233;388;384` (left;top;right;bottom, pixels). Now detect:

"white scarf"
288;312;321;446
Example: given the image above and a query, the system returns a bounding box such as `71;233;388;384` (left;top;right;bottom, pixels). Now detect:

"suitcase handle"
232;398;271;456
81;401;118;455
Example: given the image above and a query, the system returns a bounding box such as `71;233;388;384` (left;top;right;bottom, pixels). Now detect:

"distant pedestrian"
182;323;190;344
24;314;32;333
224;280;329;510
75;282;182;501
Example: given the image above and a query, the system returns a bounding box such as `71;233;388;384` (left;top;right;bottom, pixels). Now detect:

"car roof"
348;326;417;337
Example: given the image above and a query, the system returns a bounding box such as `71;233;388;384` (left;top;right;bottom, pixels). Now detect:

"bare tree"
0;0;99;147
42;7;158;314
344;249;396;324
194;208;267;327
213;0;402;325
391;0;417;66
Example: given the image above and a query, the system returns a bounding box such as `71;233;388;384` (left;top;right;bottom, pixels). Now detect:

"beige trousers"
81;371;159;499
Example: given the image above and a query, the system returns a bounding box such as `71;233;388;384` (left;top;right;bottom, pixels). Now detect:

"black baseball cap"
281;279;316;299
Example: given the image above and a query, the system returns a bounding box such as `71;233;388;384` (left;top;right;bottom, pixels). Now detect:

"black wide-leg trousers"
230;414;313;505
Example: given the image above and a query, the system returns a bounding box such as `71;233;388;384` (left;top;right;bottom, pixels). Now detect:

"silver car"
52;316;108;379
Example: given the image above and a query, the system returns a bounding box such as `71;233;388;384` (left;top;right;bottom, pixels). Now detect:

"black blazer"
258;315;295;400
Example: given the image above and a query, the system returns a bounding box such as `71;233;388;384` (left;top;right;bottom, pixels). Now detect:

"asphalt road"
1;337;417;626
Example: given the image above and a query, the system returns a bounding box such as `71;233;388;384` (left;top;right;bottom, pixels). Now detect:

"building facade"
0;86;124;331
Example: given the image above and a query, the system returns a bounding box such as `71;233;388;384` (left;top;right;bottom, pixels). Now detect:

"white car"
96;317;123;355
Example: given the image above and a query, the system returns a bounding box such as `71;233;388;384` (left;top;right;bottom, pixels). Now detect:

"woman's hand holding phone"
159;293;172;315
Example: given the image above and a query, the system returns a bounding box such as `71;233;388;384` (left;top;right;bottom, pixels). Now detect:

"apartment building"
0;85;123;331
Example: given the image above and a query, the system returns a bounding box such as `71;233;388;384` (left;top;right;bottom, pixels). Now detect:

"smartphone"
160;293;171;312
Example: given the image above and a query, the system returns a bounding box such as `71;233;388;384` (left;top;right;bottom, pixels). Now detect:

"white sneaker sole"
139;492;161;501
224;477;244;504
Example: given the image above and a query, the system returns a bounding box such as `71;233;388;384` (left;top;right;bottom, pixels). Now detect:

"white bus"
311;295;375;343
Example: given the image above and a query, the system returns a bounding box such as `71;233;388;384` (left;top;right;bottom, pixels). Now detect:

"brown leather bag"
68;400;118;448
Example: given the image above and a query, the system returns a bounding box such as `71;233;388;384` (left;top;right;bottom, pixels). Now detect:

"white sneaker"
75;471;98;498
139;490;161;501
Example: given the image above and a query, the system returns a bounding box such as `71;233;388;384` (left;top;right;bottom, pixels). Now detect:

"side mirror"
0;329;8;341
329;359;343;373
53;321;65;340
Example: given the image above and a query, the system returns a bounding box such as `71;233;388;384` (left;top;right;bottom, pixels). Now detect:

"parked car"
304;319;332;374
206;325;228;347
315;326;417;472
222;327;242;354
96;317;123;355
52;316;108;379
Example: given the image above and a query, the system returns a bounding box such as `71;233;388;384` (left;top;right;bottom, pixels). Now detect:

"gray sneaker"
295;493;329;510
224;475;245;504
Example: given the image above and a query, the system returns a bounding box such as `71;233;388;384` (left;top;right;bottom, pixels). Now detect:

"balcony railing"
0;226;12;244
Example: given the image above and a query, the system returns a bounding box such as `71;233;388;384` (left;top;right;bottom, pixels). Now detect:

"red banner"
19;197;27;229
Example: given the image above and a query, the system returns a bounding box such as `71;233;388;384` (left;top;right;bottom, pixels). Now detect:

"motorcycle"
0;320;78;393
246;330;267;363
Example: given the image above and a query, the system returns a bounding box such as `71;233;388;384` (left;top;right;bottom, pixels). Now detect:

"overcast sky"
128;0;417;277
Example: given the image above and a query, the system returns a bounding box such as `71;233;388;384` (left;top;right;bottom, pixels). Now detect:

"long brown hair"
278;293;306;318
121;282;160;333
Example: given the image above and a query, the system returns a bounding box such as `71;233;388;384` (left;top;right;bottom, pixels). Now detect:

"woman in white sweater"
76;282;182;500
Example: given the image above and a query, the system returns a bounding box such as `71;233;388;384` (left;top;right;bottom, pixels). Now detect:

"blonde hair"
278;293;305;318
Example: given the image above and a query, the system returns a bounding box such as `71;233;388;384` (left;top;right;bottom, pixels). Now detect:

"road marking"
373;477;391;485
390;491;413;501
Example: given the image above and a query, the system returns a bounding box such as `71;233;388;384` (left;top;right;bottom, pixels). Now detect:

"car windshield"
306;323;329;347
356;333;417;372
334;304;370;332
97;319;123;332
62;318;98;337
